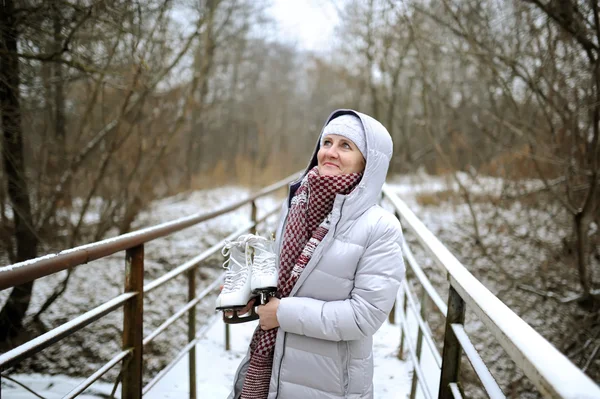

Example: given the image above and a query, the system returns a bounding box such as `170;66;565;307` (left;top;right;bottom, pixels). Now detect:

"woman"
229;109;405;399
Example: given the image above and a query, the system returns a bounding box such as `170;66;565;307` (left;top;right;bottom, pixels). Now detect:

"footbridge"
0;174;598;398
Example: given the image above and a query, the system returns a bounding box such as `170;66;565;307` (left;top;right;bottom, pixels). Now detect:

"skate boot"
247;235;278;305
216;235;258;324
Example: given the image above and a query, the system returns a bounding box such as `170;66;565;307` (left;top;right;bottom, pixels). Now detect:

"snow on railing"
0;173;298;399
4;174;594;399
382;184;600;399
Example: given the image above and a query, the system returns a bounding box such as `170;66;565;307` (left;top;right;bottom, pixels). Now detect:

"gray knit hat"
321;114;366;158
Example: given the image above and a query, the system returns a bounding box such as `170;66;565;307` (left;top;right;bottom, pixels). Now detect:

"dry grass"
414;188;539;209
187;152;300;191
415;190;460;206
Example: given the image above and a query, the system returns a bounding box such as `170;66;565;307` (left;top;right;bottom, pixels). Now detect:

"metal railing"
381;184;600;399
0;173;298;398
2;175;598;399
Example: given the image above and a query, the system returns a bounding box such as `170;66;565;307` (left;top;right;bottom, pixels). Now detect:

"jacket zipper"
275;183;346;397
275;332;286;397
344;341;350;396
274;183;293;397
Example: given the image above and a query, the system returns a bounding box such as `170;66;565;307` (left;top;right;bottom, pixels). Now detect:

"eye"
342;142;352;149
323;139;332;146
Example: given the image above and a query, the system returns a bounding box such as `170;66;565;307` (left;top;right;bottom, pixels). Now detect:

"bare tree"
0;0;38;340
329;0;600;392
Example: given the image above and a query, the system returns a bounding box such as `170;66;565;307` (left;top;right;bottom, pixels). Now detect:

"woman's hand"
257;297;280;330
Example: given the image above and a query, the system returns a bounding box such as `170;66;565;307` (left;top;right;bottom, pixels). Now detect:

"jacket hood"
297;109;393;225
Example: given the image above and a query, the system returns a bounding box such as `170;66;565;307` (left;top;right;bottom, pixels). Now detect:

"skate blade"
215;303;248;311
222;306;259;324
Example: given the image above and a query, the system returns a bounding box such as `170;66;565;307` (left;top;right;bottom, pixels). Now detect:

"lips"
324;162;339;168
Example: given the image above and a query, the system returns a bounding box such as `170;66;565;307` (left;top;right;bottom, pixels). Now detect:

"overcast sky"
267;0;340;52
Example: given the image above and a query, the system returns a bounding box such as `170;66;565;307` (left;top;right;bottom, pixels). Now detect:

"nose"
325;144;339;158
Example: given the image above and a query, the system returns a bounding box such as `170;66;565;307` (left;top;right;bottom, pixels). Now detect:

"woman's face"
317;134;366;176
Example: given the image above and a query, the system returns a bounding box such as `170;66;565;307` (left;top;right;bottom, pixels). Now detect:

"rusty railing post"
388;300;396;325
122;244;144;399
410;286;428;399
398;287;408;360
438;285;465;399
389;209;400;325
188;268;197;399
225;321;231;351
395;209;407;357
251;200;257;235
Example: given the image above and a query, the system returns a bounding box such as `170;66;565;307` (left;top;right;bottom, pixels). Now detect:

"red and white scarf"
240;167;362;398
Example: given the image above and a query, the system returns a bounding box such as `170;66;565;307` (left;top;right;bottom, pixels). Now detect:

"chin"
318;166;341;176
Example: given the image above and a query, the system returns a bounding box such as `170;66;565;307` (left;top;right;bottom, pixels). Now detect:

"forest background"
0;0;598;397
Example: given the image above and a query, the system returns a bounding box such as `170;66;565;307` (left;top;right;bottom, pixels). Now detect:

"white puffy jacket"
229;109;405;398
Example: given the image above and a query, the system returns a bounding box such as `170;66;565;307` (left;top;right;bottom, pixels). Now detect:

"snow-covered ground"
143;309;415;398
2;170;593;398
0;177;437;398
3;302;421;398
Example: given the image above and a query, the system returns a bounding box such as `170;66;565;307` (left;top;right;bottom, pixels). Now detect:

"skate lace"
248;238;276;277
221;240;251;293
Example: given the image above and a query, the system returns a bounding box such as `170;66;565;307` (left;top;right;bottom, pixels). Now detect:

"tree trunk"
0;0;38;341
365;0;379;121
191;0;217;178
52;0;66;146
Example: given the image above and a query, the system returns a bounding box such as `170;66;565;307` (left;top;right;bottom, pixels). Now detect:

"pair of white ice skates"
215;234;278;323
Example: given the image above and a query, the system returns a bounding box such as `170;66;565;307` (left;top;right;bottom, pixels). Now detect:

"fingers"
257;304;267;329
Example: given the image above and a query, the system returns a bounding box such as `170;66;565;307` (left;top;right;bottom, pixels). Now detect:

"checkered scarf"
240;167;362;398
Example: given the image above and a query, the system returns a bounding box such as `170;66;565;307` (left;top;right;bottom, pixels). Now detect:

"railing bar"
196;274;225;301
402;240;448;317
144;205;279;294
253;172;299;198
255;206;280;224
0;374;46;399
0;173;297;291
63;349;132;399
143;275;224;346
188;265;197;399
143;224;253;293
142;313;221;395
402;280;443;368
397;309;435;399
141;339;195;395
0;292;136;369
0;208;275;373
448;383;464;399
383;185;600;398
450;324;506;399
143;298;201;346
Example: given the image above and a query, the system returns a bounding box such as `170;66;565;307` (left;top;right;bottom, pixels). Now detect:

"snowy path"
2;179;445;398
2;313;415;398
145;313;414;398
